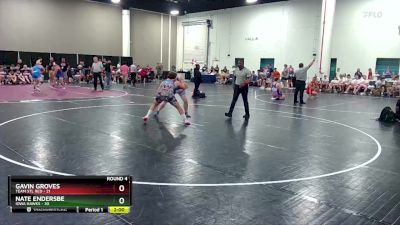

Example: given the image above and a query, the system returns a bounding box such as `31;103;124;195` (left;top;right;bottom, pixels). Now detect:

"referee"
225;61;251;120
294;58;315;105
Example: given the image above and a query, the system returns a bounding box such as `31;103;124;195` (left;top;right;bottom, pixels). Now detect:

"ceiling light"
246;0;258;3
170;10;179;16
111;0;120;4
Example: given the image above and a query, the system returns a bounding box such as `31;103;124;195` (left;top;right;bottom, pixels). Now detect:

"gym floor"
0;83;399;225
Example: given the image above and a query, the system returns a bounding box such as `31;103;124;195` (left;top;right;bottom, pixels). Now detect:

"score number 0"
118;185;125;205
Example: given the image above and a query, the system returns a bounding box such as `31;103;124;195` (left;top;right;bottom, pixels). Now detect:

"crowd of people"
0;57;180;92
0;59;35;85
198;62;400;99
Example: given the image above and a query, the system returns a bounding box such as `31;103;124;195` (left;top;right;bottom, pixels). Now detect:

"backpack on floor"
378;106;396;123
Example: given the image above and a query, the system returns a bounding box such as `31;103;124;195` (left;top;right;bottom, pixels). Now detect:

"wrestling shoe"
184;119;191;126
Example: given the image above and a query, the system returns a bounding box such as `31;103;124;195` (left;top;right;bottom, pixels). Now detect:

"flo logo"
363;11;383;18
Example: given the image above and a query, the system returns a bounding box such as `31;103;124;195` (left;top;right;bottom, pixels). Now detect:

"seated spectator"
219;66;229;85
202;64;208;73
250;71;258;86
271;77;285;100
345;76;360;94
146;65;154;80
8;70;17;85
215;65;220;74
373;76;386;96
0;65;5;85
385;66;393;78
264;65;273;88
210;66;215;73
385;79;395;97
306;76;319;96
341;74;352;93
328;76;340;93
22;67;32;84
139;66;148;82
15;70;27;84
221;66;228;74
353;75;369;95
321;75;330;91
392;75;400;97
257;70;265;87
75;64;85;83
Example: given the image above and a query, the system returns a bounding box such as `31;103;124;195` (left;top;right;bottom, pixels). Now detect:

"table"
201;74;217;83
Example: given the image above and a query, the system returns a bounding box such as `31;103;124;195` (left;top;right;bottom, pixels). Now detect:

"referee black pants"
294;80;306;103
93;72;104;91
228;85;249;116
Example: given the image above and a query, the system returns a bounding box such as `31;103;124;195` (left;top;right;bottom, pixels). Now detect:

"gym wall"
0;0;122;56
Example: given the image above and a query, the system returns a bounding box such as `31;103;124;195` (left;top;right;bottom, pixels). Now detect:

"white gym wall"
177;0;400;78
331;0;400;74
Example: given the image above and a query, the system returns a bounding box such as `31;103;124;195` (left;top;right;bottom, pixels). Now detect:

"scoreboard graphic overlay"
8;176;132;214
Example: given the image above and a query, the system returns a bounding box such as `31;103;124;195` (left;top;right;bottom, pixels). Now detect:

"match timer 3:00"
8;176;132;214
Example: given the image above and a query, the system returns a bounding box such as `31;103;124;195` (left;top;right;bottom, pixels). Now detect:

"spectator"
321;75;330;91
272;68;280;81
202;64;208;73
210;66;215;74
60;58;69;83
171;65;177;73
104;59;112;88
120;63;129;89
47;57;55;86
9;70;17;85
219;66;229;85
0;65;5;85
251;71;258;86
385;66;393;77
155;63;163;80
374;76;387;96
355;68;362;79
139;66;148;83
16;59;22;70
306;76;320;97
281;64;289;87
130;62;137;86
288;65;295;89
368;68;373;80
393;75;400;97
